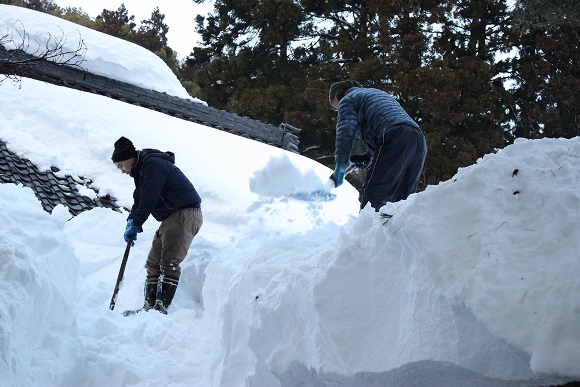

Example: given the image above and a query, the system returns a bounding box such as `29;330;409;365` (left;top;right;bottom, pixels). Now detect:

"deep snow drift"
1;5;579;387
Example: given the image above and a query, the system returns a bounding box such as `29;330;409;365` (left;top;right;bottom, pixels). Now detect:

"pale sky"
53;0;214;59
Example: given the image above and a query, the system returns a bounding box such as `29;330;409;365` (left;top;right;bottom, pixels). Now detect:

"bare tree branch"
0;20;87;87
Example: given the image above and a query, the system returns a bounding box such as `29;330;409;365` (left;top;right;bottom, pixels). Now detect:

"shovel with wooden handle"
109;240;133;310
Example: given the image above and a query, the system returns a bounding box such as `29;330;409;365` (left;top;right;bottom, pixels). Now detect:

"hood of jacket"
130;148;174;178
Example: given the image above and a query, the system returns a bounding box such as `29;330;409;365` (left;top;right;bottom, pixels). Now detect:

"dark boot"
155;275;178;314
143;275;159;310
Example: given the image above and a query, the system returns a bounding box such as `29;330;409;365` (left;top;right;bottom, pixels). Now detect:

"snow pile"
401;138;580;376
203;137;580;385
0;185;77;386
0;4;193;100
249;154;329;197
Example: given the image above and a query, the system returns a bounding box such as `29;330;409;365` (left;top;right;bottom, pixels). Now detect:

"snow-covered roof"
1;4;192;99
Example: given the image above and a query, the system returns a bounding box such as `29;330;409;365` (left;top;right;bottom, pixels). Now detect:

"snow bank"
204;137;580;385
396;137;580;376
0;184;78;386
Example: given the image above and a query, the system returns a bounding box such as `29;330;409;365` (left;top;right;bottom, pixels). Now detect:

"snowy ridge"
208;136;580;384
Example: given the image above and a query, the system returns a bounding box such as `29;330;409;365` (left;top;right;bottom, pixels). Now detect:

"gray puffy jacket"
334;87;420;165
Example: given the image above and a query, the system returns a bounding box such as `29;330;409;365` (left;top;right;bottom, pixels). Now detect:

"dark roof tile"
0;141;121;216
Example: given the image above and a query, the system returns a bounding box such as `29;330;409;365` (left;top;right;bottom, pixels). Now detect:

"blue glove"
124;219;138;245
332;162;347;187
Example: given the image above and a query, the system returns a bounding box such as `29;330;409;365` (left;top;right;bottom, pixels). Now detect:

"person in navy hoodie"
111;136;203;314
329;80;427;211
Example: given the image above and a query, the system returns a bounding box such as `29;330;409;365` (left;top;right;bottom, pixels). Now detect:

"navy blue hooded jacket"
334;87;420;165
128;149;201;229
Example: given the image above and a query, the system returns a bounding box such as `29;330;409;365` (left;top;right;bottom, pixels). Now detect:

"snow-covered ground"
1;5;579;387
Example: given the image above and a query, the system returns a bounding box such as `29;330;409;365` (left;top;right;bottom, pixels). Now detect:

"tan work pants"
145;207;203;278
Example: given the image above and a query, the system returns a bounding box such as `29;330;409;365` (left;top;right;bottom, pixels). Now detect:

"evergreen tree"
0;0;57;12
132;7;169;53
94;4;136;41
132;8;179;74
414;0;513;186
183;0;313;119
288;0;385;164
508;1;580;139
512;0;580;31
52;6;94;29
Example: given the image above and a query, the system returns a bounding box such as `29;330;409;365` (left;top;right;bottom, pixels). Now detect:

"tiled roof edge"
0;47;300;153
0;140;122;217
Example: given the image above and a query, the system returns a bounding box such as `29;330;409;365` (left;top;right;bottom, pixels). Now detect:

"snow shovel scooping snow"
109;240;133;310
288;163;356;201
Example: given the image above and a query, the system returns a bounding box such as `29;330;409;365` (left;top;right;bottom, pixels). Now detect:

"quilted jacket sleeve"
334;94;359;165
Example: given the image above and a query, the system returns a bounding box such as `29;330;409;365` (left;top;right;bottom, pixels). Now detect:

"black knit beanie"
111;136;137;162
329;80;363;105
